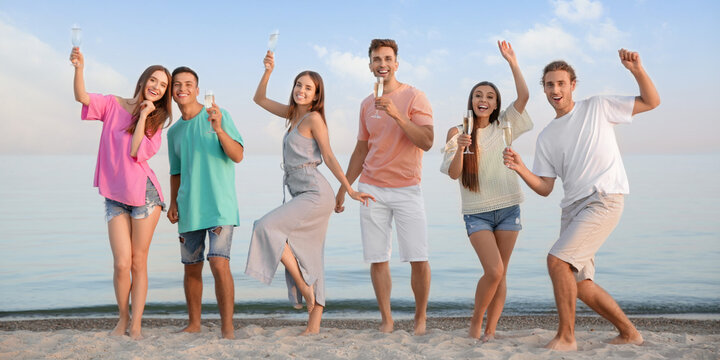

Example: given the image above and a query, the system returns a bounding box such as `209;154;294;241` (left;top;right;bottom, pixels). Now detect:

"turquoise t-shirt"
167;107;244;233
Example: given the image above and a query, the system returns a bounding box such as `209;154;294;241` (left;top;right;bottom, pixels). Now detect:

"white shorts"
549;192;624;282
358;183;428;263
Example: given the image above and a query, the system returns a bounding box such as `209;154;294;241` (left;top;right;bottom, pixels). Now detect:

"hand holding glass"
71;24;82;65
463;110;474;154
371;77;384;119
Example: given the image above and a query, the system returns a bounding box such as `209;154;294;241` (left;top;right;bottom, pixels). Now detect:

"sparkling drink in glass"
268;30;279;52
205;90;216;133
371;77;384;119
71;24;82;66
502;121;513;148
463;109;474;154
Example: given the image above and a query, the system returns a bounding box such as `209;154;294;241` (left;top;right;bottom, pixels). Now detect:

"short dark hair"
172;66;199;85
541;60;577;84
368;39;398;58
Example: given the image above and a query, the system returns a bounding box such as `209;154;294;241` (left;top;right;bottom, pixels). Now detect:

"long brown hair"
461;81;502;192
126;65;173;136
286;71;326;125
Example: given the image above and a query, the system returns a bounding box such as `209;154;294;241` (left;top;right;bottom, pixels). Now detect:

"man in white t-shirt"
503;49;660;351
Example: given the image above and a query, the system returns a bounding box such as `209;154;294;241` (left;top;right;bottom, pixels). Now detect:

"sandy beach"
1;316;718;359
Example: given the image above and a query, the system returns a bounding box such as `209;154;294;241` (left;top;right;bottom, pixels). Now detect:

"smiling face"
543;70;576;117
471;85;498;120
292;74;317;106
172;72;199;106
369;46;398;82
143;70;169;102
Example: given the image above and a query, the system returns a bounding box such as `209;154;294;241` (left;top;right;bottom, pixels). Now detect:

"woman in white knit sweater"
441;40;532;341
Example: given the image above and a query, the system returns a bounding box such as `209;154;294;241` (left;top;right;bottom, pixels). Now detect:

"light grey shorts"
549;192;624;282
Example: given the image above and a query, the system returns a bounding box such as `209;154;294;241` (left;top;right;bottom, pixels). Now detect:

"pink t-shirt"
358;83;433;188
82;93;164;206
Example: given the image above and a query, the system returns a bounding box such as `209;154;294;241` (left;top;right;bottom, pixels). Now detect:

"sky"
1;0;718;156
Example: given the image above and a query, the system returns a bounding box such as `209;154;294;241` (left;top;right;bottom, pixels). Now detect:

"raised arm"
619;49;660;115
503;148;555;197
130;100;154;157
498;40;529;113
70;47;90;106
253;51;290;118
308;114;375;206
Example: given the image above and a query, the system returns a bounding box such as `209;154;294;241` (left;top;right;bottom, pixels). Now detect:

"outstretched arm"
335;140;369;213
253;51;290;118
498;40;529;113
619;49;660;115
503;148;555;196
70;47;90;106
309;114;375;206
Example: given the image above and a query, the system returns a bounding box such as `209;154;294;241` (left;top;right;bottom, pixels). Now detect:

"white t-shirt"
532;95;635;208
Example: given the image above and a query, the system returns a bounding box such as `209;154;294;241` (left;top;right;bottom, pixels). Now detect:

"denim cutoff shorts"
179;225;234;264
105;178;165;222
463;204;522;235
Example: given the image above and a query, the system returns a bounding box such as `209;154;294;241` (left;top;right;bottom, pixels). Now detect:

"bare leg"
410;261;431;335
467;231;504;339
107;214;132;337
181;262;203;333
370;261;393;333
209;256;235;339
576;280;643;345
280;243;315;314
482;230;518;341
301;304;324;335
126;207;161;340
545;254;578;351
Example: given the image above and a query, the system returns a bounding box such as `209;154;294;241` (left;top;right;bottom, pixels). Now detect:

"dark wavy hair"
126;65;173;136
286;71;326;125
461;81;502;192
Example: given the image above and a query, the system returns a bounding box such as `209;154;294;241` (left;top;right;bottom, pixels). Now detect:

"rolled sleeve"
81;93;110;121
440;128;460;175
502;101;533;139
134;131;162;163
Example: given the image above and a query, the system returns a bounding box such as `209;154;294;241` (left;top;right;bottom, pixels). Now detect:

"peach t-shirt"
358;83;433;188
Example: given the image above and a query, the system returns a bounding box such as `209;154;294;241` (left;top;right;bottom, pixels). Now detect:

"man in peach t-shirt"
335;39;434;336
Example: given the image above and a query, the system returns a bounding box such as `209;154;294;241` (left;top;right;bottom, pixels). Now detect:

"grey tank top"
282;113;323;171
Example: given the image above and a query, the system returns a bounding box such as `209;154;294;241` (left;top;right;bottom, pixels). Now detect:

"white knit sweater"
440;102;533;214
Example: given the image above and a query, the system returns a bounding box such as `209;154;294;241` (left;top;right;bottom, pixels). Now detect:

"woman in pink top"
71;47;172;340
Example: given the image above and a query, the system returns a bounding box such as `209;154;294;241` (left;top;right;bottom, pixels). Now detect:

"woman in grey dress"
247;51;374;335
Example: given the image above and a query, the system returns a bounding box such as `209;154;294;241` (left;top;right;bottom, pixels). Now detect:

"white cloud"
585;20;627;51
0;19;130;154
553;0;604;22
497;23;581;60
313;45;369;83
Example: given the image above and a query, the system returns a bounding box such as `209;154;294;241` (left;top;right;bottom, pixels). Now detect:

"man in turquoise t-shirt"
167;66;244;340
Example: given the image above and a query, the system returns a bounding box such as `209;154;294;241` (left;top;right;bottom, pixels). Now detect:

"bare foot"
300;327;320;336
468;319;483;339
221;327;235;340
545;336;578;351
177;324;202;334
301;285;315;314
128;328;144;340
109;316;130;337
379;320;394;333
481;333;495;343
413;315;426;336
609;331;643;345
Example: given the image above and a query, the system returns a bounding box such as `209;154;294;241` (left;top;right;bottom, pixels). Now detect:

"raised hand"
207;102;222;132
503;147;526;172
139;100;155;116
456;133;472;153
70;47;84;68
498;40;517;65
264;50;275;71
618;48;642;72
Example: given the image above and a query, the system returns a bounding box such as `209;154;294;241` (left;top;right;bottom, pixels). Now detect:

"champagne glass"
371;77;384;119
268;30;279;52
71;24;82;66
502;120;513;148
205;90;216;133
463;109;474;154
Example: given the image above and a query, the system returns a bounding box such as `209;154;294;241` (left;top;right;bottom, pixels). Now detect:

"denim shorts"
105;178;165;222
463;204;522;235
179;225;234;264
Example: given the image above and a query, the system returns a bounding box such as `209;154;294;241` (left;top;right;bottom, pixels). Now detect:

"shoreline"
2;315;718;334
